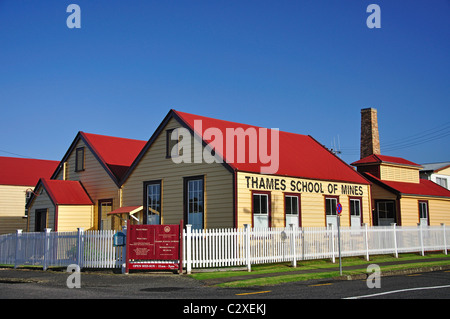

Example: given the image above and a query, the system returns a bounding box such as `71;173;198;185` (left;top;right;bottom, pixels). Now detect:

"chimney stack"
360;108;380;159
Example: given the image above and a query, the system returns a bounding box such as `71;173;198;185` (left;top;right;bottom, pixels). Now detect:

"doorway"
376;200;396;226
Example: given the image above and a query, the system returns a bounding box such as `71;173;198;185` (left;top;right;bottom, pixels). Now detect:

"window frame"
284;193;301;227
418;200;429;225
183;175;205;230
166;129;180;159
98;199;113;230
143;180;162;225
436;177;448;189
349;196;363;226
75;147;85;172
251;190;271;228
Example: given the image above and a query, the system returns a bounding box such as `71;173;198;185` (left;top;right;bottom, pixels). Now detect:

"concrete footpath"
198;257;450;286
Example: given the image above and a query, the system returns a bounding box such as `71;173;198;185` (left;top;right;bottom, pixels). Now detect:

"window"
350;198;362;227
166;129;180;158
253;192;270;228
98;199;112;230
144;181;162;225
419;201;428;225
184;176;204;230
325;196;338;228
436;177;448;189
376;200;396;226
35;209;47;232
75;147;85;171
285;194;300;227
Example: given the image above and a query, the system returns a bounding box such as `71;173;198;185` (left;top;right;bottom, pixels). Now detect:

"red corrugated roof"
365;173;450;198
80;132;147;181
0;156;59;186
40;179;93;205
174;110;369;184
352;154;421;167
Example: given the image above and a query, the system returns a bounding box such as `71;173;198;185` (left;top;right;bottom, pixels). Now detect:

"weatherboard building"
117;110;372;230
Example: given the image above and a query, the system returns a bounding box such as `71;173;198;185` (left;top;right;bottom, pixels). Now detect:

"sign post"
336;202;343;276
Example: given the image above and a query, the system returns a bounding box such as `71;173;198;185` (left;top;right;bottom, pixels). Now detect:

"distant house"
352;154;450;226
26;132;146;232
352;108;450;226
420;162;450;190
26;179;93;232
0;156;58;234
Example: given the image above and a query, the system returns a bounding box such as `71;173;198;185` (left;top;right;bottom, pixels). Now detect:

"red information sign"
125;221;183;273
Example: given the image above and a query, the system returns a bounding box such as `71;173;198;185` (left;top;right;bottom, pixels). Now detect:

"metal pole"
337;215;342;276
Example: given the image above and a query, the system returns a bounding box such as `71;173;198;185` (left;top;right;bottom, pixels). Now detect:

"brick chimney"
360;108;381;159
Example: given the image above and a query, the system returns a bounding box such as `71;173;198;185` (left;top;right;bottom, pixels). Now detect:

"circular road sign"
336;203;343;215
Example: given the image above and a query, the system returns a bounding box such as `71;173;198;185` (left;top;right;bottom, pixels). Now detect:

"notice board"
125;221;183;273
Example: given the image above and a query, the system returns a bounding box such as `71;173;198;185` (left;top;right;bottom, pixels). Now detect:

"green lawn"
188;253;450;287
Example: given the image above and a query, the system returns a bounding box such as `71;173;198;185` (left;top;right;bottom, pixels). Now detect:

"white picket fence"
0;228;125;270
1;224;448;273
183;224;449;273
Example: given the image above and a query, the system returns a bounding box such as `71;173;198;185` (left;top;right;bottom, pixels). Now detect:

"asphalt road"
1;267;449;316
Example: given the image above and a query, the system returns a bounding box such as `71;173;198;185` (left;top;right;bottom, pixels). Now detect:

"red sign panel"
125;222;183;273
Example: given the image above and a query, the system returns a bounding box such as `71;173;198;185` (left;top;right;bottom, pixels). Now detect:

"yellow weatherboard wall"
236;172;371;228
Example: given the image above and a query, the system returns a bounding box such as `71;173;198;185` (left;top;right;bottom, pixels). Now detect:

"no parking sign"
336;203;342;215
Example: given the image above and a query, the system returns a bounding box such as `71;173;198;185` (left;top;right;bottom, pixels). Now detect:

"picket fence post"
76;228;84;269
442;223;447;255
244;224;251;272
328;224;335;263
14;229;22;269
186;224;192;275
418;223;425;256
363;223;370;261
290;224;297;268
43;228;51;271
392;223;398;258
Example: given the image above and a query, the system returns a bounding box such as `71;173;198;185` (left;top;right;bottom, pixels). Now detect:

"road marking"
308;283;333;287
407;274;421;277
344;284;450;299
236;290;271;296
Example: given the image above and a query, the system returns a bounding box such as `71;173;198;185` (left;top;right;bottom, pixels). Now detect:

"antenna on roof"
329;136;342;157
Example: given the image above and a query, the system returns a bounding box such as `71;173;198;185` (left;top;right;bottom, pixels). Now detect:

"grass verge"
188;253;450;287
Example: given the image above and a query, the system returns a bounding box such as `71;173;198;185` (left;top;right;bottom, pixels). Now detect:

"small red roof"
40;179;93;205
365;173;450;198
0;156;59;186
80;132;147;182
174;110;369;184
352;154;421;167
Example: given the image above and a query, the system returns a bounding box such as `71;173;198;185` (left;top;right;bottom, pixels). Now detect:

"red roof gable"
0;156;59;186
352;154;421;167
80;132;147;182
364;173;450;198
174;110;369;184
40;179;93;205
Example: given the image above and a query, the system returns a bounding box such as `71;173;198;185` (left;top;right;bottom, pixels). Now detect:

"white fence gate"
0;228;125;270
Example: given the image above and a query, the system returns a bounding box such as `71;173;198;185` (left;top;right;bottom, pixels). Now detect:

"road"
1;267;449;315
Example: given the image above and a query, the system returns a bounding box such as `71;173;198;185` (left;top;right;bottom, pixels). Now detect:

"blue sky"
0;0;448;166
